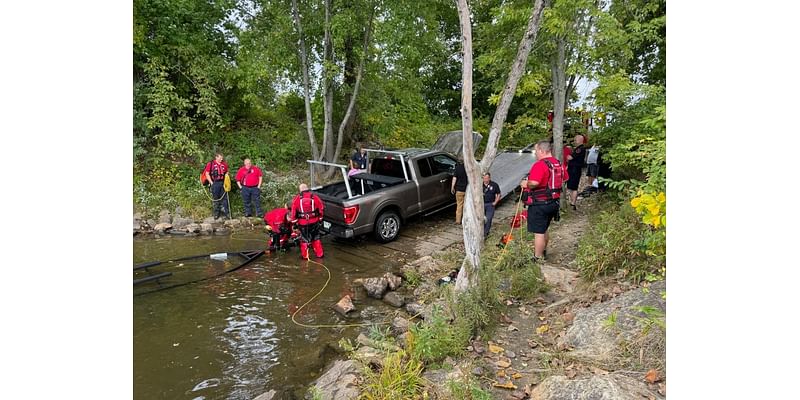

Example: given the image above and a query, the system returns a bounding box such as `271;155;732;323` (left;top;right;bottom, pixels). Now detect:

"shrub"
575;202;664;283
409;306;471;364
358;349;425;400
445;378;493;400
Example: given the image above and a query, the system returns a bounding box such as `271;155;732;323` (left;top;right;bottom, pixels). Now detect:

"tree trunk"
454;0;483;293
480;0;546;171
291;0;319;161
331;2;375;169
321;0;335;162
551;37;566;166
552;37;567;207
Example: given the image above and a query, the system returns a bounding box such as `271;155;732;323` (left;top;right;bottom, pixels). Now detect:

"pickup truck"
308;131;535;243
309;147;455;242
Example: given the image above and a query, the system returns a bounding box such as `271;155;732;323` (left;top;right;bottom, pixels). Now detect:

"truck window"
417;158;433;178
431;155;456;174
372;158;405;179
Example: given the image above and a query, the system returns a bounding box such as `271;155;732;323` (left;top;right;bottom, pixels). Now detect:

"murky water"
133;231;416;399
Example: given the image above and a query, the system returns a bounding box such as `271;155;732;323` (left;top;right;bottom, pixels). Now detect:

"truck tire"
374;211;401;243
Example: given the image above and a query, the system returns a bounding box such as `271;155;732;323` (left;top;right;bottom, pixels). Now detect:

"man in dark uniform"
482;172;501;239
450;158;468;224
203;153;230;219
566;134;585;210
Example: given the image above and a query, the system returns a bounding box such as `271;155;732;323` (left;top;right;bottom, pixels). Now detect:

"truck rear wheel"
374;211;401;243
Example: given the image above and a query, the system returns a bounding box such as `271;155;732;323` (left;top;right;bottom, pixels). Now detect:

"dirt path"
456;197;603;399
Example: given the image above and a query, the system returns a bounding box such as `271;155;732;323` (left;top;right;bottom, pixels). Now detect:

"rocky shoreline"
133;209;266;237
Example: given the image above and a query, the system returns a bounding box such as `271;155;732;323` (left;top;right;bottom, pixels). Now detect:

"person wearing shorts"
523;140;564;262
565;135;585;210
586;144;600;187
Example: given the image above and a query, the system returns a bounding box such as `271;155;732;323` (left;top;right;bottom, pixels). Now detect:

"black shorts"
567;165;582;190
527;200;560;234
586;163;599;177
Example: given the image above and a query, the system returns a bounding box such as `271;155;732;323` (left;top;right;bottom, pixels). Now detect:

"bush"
485;230;547;300
575;201;664;283
409;306;471;364
358;349;425;400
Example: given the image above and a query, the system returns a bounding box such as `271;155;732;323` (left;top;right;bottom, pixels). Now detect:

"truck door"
414;157;443;212
429;154;456;203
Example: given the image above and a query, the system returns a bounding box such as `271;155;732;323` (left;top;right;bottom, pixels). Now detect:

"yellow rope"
288;190;525;330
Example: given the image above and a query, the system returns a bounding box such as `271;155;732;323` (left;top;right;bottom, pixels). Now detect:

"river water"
133;230;416;399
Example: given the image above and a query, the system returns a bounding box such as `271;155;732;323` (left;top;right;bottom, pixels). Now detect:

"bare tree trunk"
552;37;567;207
291;0;319;161
320;0;335;162
551;37;566;166
480;0;546;171
454;0;483;293
331;2;375;168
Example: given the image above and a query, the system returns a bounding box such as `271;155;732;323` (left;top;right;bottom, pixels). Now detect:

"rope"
289;190;526;329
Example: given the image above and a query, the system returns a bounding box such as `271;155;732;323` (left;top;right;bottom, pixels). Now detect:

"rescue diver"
290;183;325;259
264;202;297;252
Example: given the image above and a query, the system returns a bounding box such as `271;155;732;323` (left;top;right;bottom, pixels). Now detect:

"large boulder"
253;390;276;400
391;316;410;335
405;302;425;319
564;281;666;365
529;374;663;400
306;359;360;400
363;277;389;299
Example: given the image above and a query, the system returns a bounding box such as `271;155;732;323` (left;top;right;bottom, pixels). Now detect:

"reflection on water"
134;232;404;399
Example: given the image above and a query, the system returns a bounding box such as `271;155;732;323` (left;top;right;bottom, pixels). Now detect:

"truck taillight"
343;205;359;225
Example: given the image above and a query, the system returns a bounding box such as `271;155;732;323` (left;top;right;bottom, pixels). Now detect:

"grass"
358;349;425;400
575;200;663;283
409;306;471;364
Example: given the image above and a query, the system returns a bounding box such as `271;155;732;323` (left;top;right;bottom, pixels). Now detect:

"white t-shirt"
587;146;599;164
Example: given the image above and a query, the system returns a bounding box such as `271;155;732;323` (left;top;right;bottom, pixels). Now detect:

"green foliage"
485;231;547;299
358;349;425;400
445;378;493;400
307;386;324;400
575;201;664;283
409;306;471;364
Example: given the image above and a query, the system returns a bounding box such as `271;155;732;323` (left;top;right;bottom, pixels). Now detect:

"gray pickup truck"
309;147;455;243
308;132;535;243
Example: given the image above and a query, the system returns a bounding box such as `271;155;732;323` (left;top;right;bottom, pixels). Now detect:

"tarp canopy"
431;131;483;159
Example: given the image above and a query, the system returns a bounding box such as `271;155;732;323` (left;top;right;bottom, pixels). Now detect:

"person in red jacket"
264;202;296;252
290;183;325;259
203;153;230;219
521;140;566;262
235;158;264;218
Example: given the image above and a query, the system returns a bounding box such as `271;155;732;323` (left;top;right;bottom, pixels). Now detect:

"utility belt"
532;198;559;205
244;184;258;188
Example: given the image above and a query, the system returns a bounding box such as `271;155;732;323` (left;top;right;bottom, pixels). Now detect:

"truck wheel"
374;211;401;243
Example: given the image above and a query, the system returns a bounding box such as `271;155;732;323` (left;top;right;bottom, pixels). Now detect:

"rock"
539;264;579;293
391;316;410;335
224;219;242;228
199;223;214;234
333;295;356;317
214;227;230;235
506;350;516;359
528;374;663;400
158;210;172;224
184;223;201;233
405;302;425;319
413;282;436;298
354;346;383;367
383;292;405;308
253;389;276;400
397;332;410;348
202;217;216;225
306;359;360;400
172;217;193;230
409;255;439;275
471;366;484;376
174;206;184;216
363;277;388;299
383;272;402;290
146;219;157;229
153;223;172;233
564;281;666;365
